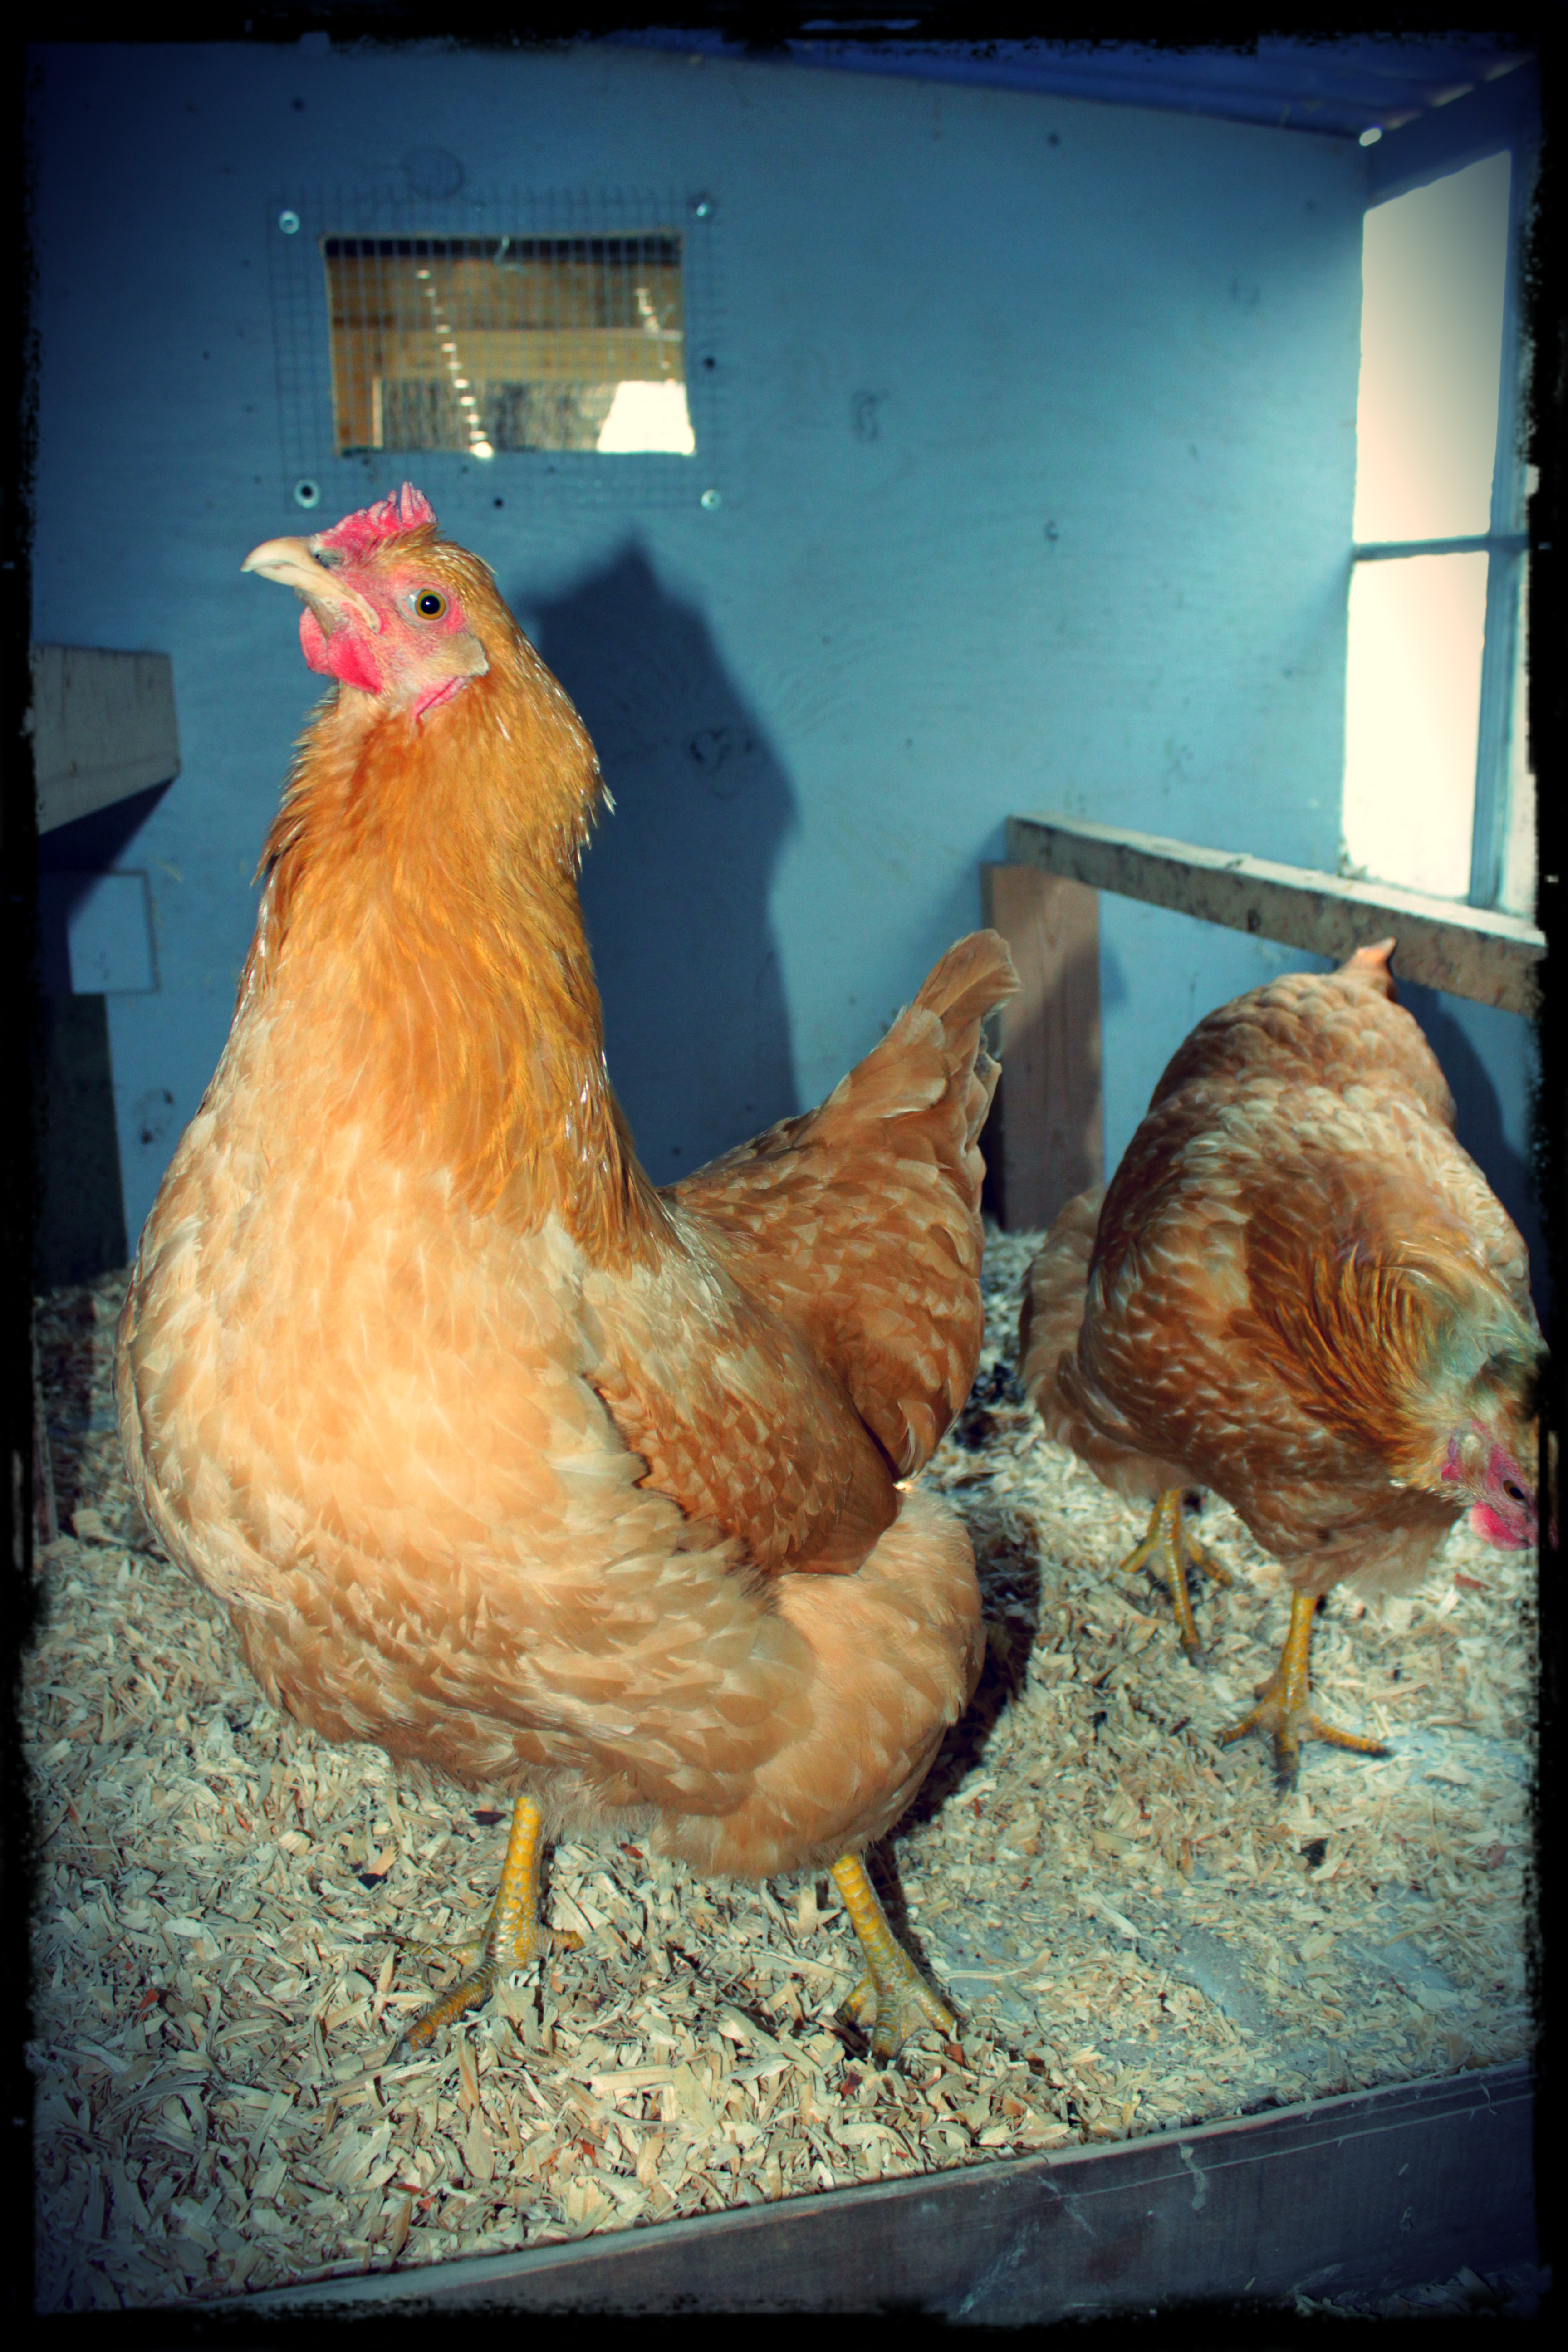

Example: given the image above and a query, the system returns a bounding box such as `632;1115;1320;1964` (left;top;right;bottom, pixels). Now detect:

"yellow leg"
1219;1588;1388;1792
1119;1488;1233;1660
830;1852;956;2061
396;1793;582;2055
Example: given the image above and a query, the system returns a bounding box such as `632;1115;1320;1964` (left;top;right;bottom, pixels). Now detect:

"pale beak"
240;535;383;635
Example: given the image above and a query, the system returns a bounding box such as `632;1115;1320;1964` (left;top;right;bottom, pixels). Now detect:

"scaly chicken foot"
830;1852;956;2060
394;1793;583;2054
1118;1488;1233;1661
1219;1588;1389;1792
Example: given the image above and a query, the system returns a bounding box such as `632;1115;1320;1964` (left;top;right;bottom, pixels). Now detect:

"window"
321;234;696;461
1341;147;1535;916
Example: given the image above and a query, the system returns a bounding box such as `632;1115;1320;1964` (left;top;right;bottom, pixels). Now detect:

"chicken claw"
1219;1588;1388;1792
1118;1488;1233;1660
829;1852;956;2060
395;1794;582;2054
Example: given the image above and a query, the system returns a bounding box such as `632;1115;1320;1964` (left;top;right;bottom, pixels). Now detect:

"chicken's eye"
413;590;447;620
1503;1479;1526;1504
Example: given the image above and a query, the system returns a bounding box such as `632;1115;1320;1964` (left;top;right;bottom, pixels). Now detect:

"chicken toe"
395;1794;582;2054
829;1852;956;2060
1218;1589;1388;1791
1119;1489;1233;1660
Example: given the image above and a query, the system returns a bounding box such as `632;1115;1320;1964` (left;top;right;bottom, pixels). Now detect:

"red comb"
312;483;438;560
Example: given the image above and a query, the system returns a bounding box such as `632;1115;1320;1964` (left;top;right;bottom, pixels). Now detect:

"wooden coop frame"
235;2059;1534;2317
980;813;1544;1235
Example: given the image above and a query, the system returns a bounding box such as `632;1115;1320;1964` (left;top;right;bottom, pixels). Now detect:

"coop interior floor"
28;1230;1537;2312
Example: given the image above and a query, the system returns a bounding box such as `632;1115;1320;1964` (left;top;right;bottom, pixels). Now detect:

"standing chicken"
116;485;1018;2057
1019;943;1542;1788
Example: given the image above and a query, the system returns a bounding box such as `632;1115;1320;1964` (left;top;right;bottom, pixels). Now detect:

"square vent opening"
322;233;696;460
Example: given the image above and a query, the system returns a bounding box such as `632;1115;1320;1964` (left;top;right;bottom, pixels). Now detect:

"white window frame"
1354;83;1539;914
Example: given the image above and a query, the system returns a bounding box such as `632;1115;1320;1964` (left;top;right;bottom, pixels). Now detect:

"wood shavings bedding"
27;1233;1536;2311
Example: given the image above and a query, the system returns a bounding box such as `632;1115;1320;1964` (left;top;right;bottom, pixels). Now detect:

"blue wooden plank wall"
29;37;1541;1308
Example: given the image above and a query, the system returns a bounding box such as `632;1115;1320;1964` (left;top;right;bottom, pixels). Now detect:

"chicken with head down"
1019;943;1543;1789
117;485;1018;2055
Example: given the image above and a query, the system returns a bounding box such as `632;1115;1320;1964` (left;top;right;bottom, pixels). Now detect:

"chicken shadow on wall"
1400;979;1551;1333
520;542;801;1186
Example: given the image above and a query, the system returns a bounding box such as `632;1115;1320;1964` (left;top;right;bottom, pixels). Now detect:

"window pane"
322;235;694;459
1342;553;1487;899
1352;152;1510;543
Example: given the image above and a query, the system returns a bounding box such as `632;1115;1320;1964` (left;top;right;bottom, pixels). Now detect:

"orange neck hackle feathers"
240;519;664;1266
1256;1230;1541;1503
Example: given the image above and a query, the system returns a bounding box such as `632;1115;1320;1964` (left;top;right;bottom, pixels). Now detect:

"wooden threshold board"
1006;813;1543;1017
233;2059;1535;2318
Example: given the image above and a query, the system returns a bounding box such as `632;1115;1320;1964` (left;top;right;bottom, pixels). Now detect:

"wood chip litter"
28;1238;1536;2308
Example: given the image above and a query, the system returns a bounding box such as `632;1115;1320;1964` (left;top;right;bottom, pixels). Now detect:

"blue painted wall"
29;37;1543;1315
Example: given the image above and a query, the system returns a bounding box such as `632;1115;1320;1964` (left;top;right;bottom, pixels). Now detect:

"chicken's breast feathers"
117;1101;981;1874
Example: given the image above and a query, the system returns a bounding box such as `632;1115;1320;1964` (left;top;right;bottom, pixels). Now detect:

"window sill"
1004;814;1541;1017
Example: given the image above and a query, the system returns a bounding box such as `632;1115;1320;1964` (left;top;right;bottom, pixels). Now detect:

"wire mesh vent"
267;189;719;510
324;235;694;460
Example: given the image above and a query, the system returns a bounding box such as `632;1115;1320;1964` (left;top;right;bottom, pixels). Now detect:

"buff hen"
1019;942;1542;1788
117;485;1018;2054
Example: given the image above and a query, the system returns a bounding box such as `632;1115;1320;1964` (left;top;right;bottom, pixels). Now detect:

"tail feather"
906;927;1011;1177
1343;937;1397;993
674;930;1018;1475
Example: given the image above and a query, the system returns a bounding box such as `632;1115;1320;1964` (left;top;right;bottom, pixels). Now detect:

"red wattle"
299;607;382;694
1469;1501;1529;1551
